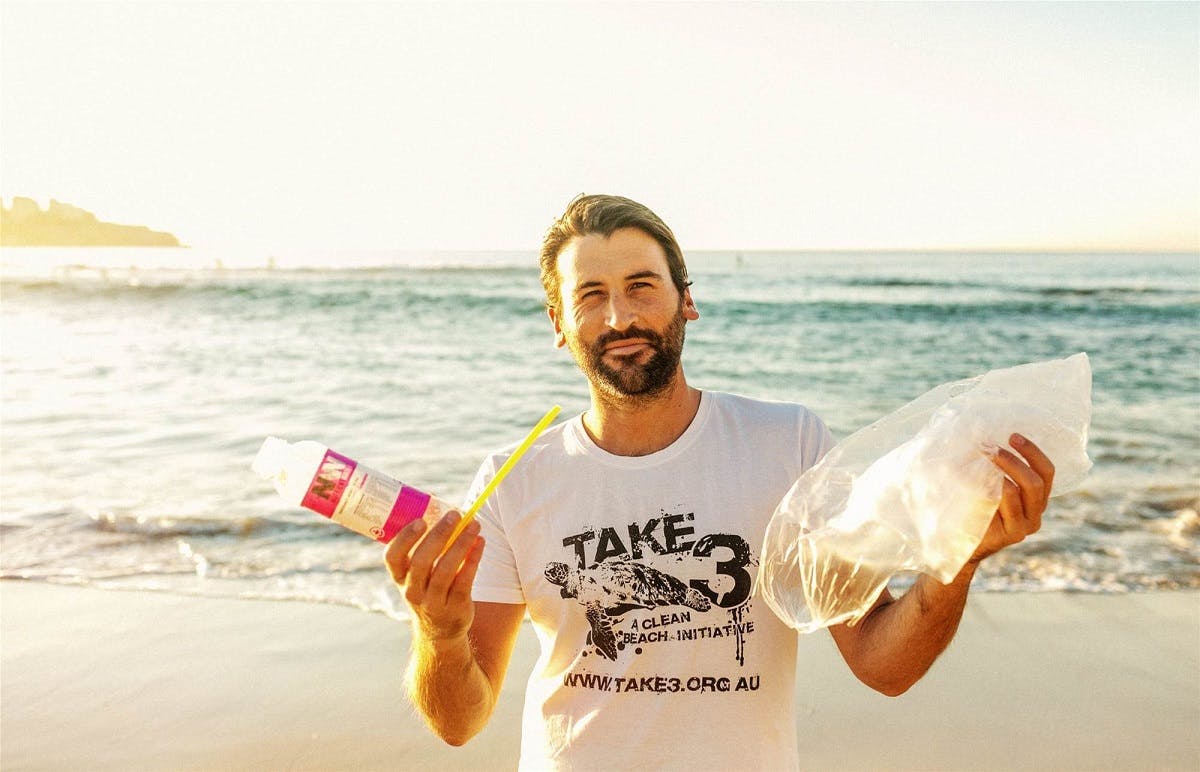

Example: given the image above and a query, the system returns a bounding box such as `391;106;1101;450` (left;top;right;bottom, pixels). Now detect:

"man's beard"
567;305;687;401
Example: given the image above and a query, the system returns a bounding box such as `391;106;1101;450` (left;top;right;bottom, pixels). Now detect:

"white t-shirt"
468;391;834;771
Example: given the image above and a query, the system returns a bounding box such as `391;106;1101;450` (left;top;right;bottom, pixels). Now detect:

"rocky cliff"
1;198;182;246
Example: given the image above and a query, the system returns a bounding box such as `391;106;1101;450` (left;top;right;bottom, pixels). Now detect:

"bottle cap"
251;436;289;479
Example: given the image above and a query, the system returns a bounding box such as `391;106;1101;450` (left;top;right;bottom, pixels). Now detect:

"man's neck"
582;370;702;457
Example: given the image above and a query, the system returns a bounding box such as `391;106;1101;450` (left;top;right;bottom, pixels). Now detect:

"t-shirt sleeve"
798;407;836;473
463;454;527;605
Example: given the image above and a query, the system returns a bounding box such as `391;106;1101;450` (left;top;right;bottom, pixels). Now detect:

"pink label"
301;450;357;517
380;486;432;542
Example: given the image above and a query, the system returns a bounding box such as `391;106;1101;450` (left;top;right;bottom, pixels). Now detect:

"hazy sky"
2;1;1197;250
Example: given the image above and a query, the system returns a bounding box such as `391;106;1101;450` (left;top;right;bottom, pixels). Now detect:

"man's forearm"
837;561;978;696
406;627;498;746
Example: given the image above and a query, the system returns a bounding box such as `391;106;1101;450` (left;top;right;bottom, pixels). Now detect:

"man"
386;194;1054;770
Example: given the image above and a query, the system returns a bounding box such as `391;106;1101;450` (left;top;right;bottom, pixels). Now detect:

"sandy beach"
1;581;1196;771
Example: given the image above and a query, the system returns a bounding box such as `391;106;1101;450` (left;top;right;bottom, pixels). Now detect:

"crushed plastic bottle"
252;437;453;543
759;353;1093;633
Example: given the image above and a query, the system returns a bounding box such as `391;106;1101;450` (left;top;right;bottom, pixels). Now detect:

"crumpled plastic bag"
759;353;1093;634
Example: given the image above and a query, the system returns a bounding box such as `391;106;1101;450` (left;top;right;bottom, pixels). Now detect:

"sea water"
1;247;1196;617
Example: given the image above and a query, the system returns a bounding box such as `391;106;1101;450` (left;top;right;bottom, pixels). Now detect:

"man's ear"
548;306;567;348
682;286;700;321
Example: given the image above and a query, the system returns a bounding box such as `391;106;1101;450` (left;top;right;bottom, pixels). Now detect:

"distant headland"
0;198;183;246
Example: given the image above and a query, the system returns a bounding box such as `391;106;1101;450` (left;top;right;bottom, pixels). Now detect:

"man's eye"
630;282;651;290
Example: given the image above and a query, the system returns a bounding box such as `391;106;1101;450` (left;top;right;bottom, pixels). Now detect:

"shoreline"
2;581;1197;770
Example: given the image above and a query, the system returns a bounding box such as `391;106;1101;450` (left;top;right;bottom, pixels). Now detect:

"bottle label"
301;449;431;543
301;450;357;517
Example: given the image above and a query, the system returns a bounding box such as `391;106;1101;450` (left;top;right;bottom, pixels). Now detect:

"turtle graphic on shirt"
545;559;712;660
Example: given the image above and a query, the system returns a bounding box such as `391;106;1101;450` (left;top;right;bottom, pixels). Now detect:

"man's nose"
604;292;637;331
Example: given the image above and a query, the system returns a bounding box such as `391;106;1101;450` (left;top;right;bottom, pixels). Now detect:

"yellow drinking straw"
444;404;562;547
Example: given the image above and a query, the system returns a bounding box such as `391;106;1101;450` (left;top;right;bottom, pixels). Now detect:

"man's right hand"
385;511;524;746
385;511;484;641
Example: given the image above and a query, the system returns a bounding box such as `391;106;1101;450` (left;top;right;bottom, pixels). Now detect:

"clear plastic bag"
759;353;1093;633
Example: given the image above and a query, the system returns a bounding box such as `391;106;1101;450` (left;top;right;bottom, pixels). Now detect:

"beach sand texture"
2;583;1196;771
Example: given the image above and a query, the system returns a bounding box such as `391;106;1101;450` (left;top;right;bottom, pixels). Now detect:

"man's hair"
539;194;690;311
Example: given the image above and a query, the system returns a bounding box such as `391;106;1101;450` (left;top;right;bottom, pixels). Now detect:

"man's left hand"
970;433;1055;564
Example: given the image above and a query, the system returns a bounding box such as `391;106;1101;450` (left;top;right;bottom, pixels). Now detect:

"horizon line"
2;244;1197;256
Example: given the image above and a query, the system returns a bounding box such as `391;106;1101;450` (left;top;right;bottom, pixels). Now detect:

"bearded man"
386;194;1054;771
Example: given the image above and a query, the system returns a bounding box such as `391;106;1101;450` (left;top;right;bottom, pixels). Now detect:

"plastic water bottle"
251;437;454;543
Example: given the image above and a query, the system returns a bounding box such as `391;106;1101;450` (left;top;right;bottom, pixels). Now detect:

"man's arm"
828;433;1055;696
385;513;524;745
405;601;525;745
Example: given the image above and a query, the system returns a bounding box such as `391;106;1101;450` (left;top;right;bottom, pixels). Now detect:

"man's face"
548;228;698;400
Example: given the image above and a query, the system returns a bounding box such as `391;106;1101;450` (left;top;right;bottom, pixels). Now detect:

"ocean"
1;247;1197;618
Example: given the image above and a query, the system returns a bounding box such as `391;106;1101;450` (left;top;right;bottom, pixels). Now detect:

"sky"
2;1;1197;251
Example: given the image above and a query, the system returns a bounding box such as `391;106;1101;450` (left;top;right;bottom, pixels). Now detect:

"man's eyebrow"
573;270;665;293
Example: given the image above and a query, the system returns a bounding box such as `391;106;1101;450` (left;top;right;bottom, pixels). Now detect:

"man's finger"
406;511;464;591
384;518;428;585
425;520;482;601
996;478;1027;540
448;535;485;606
991;446;1045;529
1010;433;1055;495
